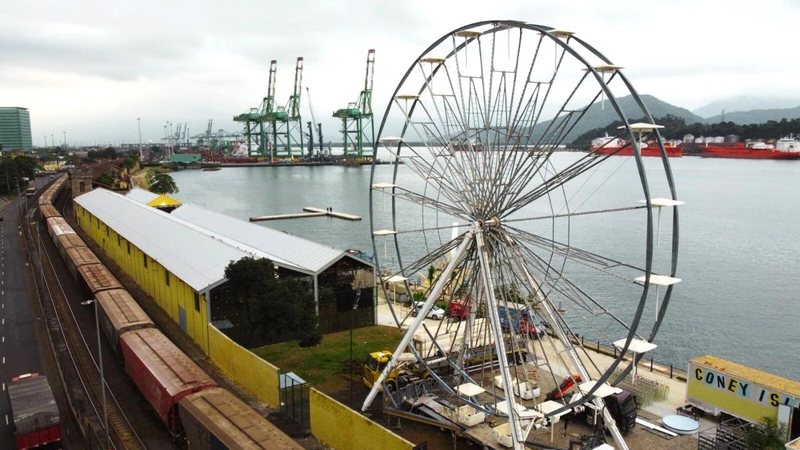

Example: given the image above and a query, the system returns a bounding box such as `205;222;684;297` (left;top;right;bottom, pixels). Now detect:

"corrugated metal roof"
171;204;347;274
126;187;158;204
75;188;271;292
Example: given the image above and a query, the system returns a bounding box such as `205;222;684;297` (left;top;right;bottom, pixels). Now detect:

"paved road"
0;181;47;449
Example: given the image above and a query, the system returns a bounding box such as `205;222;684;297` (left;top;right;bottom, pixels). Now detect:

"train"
36;175;301;449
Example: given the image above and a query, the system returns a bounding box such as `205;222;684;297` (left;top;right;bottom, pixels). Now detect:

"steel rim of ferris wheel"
365;20;680;450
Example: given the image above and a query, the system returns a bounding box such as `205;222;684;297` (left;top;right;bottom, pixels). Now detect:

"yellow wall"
74;204;209;352
207;325;280;408
310;389;414;450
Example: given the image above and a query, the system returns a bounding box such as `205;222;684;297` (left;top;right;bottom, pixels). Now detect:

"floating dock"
250;207;361;222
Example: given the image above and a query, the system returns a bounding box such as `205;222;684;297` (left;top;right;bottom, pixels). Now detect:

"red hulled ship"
700;137;800;160
590;136;683;157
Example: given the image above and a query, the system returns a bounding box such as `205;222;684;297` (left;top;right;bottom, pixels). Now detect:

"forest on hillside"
571;115;800;148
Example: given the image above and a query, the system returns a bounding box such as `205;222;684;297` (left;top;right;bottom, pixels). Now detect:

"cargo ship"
590;136;683;157
700;136;800;160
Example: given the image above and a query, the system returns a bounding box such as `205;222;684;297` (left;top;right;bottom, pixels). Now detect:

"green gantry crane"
265;57;304;159
233;60;278;157
333;49;375;159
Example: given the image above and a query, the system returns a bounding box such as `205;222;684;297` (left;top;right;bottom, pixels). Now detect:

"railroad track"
23;211;146;449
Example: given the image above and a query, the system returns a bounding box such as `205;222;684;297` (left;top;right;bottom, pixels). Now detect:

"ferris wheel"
364;21;681;450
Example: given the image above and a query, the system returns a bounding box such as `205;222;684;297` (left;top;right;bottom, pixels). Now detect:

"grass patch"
251;325;404;392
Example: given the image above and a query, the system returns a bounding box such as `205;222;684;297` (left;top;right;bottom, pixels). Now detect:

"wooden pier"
249;207;362;222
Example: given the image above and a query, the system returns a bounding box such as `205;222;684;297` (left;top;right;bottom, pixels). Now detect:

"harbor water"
170;156;800;380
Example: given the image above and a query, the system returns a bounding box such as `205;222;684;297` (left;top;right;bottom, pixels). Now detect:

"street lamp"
81;299;108;446
349;282;363;406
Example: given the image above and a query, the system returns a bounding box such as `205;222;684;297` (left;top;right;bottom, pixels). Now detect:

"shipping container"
64;246;102;279
95;288;154;353
179;387;303;450
77;263;122;295
120;329;216;437
7;373;61;450
687;355;800;440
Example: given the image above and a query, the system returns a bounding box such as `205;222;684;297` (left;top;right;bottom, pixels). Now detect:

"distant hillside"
693;96;800;118
704;105;800;124
532;94;704;143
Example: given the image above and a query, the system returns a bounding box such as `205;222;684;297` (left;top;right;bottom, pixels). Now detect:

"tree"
122;156;136;170
95;171;114;187
148;170;179;194
224;257;319;347
743;417;786;450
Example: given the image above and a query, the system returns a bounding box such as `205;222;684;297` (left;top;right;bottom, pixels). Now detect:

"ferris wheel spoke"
505;226;637;271
503;150;614;215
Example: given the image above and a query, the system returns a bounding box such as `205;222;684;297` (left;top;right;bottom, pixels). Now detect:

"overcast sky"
2;0;798;146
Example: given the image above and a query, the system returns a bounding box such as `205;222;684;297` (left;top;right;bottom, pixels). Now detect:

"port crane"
233;60;277;157
333;49;375;158
265;57;304;159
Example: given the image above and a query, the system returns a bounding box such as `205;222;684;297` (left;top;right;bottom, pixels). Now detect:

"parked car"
411;301;445;320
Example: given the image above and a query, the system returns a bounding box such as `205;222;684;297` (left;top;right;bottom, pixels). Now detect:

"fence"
280;371;310;430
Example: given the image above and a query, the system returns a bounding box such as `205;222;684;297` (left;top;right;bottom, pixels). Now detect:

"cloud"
1;0;797;145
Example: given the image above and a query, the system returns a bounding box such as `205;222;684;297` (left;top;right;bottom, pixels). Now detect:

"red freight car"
95;289;154;354
77;263;122;295
64;246;102;279
120;329;217;437
179;387;303;450
56;233;87;261
7;373;61;450
38;204;60;220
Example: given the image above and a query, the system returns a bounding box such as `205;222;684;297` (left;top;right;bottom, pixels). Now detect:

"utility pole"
137;118;143;160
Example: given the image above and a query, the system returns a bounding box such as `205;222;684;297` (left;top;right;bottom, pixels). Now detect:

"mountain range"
539;95;800;142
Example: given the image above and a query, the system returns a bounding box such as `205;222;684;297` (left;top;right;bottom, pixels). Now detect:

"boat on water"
590;136;683;157
700;136;800;160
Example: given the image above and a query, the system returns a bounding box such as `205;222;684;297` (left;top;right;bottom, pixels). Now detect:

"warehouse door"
178;306;187;332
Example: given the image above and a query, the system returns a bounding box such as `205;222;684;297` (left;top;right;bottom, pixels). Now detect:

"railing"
573;334;687;382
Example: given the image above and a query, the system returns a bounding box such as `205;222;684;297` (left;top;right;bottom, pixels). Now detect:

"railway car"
45;217;76;247
120;328;217;438
77;263;123;295
64;246;102;280
39;204;60;220
37;193;52;207
95;288;154;354
179;387;303;450
7;373;61;449
56;232;87;261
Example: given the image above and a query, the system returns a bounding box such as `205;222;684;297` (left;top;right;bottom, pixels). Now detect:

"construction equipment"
333;49;375;158
306;87;324;157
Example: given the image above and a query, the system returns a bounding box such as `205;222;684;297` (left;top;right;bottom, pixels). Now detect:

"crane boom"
264;60;277;116
288;57;303;119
